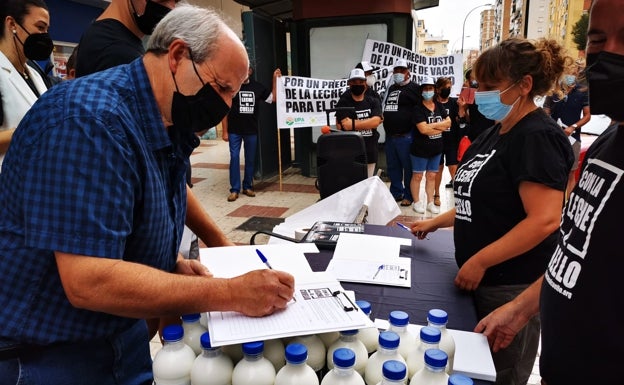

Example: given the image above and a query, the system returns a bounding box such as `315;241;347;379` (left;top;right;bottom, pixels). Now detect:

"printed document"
199;244;374;346
326;233;412;287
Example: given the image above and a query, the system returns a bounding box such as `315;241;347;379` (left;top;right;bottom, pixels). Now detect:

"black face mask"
15;23;54;61
586;51;624;122
350;84;366;96
439;87;451;99
170;57;231;133
131;0;172;35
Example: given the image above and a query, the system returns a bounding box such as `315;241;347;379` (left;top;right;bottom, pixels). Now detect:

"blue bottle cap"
355;300;371;315
420;326;441;343
285;343;308;364
389;310;409;326
242;341;264;355
449;373;474;385
382;360;407;381
424;348;448;368
428;309;449;325
333;348;356;368
340;329;359;336
200;332;213;349
181;313;201;322
162;324;184;342
379;331;400;349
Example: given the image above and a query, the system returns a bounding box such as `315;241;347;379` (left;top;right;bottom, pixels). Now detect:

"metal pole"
461;3;493;56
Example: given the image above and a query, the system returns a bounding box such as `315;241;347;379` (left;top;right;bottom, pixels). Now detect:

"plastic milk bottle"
275;343;320;385
364;331;406;385
355;300;379;354
153;325;196;385
327;330;369;376
190;332;233;385
231;341;276;385
426;309;455;373
321;348;366;385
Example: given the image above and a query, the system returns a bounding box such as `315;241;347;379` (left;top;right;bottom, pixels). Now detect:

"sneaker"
427;202;440;214
412;201;425;214
227;192;239;202
400;199;412;207
433;194;441;206
242;189;256;197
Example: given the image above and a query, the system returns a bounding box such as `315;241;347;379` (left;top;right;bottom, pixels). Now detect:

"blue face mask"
393;73;405;84
422;90;435;101
474;83;519;121
564;74;576;86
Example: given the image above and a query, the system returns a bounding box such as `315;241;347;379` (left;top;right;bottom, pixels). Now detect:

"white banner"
276;76;348;128
361;39;464;96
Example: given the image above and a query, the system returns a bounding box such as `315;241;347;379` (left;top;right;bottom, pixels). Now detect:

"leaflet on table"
325;233;412;288
374;318;497;382
199;244;374;346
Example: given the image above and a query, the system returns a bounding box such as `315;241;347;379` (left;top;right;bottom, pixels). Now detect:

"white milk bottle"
153;324;196;385
364;331;406;385
264;338;286;372
386;311;416;360
355;300;379;354
275;343;320;385
231;341;276;385
190;331;233;385
406;326;441;378
319;332;340;349
320;348;366;385
427;309;455;373
327;330;369;376
182;313;207;356
448;374;473;385
292;334;326;374
375;360;407;385
409;349;449;385
222;344;244;363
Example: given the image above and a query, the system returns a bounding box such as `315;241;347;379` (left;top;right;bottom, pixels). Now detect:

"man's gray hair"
146;4;226;63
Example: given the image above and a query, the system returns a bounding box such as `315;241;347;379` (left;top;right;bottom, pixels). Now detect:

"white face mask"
393;73;405;84
366;74;376;87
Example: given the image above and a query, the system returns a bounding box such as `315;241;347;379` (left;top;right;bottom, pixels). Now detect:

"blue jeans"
0;320;153;385
229;132;258;193
385;134;413;201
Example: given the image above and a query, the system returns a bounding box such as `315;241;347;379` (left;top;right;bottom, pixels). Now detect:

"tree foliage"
571;13;589;51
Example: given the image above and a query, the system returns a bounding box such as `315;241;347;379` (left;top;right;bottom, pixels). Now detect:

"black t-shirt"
411;101;447;157
540;123;624;384
543;85;589;141
453;109;573;285
226;80;271;135
335;92;382;163
382;82;420;136
467;103;496;141
76;19;145;77
438;97;463;147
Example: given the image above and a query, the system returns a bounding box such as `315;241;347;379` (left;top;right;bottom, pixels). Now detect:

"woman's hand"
454;257;486;291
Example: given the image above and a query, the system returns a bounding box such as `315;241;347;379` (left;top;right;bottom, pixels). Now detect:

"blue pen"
255;249;273;269
396;222;411;232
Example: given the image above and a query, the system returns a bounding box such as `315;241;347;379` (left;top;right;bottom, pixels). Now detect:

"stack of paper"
199;244;374;346
325;233;412;288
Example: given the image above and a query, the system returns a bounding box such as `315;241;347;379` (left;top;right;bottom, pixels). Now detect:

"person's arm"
55;251;295;318
415;117;452;136
271;68;281;103
186;185;234;246
454;181;564;291
221;116;229;142
340;116;382;131
474;276;542;352
409;207;456;240
0;128;15;155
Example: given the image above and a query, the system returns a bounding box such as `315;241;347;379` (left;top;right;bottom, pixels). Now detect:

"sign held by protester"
276;76;348;128
362;39;463;96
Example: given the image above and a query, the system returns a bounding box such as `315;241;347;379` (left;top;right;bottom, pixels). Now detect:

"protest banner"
361;39;463;96
276;76;349;129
